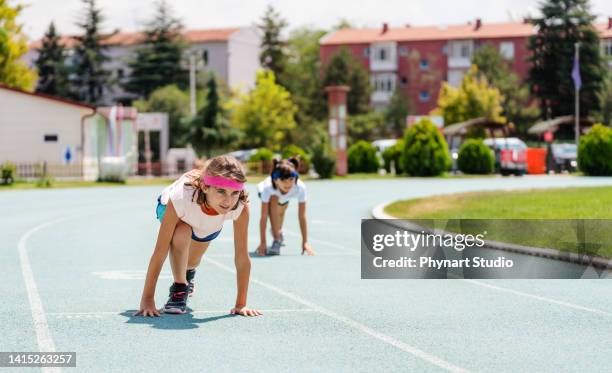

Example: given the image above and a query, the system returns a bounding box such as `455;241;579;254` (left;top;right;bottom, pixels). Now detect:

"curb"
371;202;612;270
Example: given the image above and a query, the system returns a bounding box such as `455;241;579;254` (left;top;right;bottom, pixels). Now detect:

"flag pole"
574;42;580;147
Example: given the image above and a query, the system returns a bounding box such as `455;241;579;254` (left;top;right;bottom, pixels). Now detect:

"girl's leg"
168;221;192;284
187;241;210;269
278;203;289;229
269;196;282;241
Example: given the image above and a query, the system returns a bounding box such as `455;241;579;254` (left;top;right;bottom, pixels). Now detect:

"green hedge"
457;139;494;174
578;124;612;175
248;148;274;162
1;161;16;185
347;140;380;173
401;118;451;176
382;140;404;174
311;144;336;179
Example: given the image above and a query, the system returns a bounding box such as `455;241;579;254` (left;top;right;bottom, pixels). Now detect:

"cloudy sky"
17;0;612;40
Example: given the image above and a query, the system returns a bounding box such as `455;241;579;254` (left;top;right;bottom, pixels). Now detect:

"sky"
16;0;612;40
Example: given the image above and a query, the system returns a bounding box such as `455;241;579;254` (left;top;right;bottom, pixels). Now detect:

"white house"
23;27;262;105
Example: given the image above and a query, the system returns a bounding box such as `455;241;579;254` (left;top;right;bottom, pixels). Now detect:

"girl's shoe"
163;282;189;314
186;269;196;297
267;240;282;255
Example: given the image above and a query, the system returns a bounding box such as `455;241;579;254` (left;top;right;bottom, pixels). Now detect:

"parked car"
550;143;577;173
483;138;527;176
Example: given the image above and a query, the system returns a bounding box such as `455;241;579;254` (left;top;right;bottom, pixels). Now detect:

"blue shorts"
156;196;221;242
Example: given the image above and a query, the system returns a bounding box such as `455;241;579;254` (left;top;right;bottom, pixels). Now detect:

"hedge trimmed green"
248;148;274;162
578;124;612;176
457;139;494;174
348;140;379;173
401;118;451;176
382;140;404;174
312;144;336;179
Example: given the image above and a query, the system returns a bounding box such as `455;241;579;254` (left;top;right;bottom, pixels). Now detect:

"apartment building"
320;19;612;115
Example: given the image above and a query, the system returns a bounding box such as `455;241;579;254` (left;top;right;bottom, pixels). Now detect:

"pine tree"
124;0;187;98
257;5;288;88
527;0;605;119
71;0;112;105
35;22;70;97
0;0;37;90
322;47;371;115
384;88;411;138
190;75;240;156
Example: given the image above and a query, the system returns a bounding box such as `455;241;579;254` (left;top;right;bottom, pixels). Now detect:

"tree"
401;118;451;176
528;0;605;119
597;65;612;126
34;22;70;97
71;0;112;104
434;65;505;126
227;70;297;151
384;88;411;138
189;75;240;156
257;5;288;88
348;111;385;145
0;0;37;90
133;84;190;148
322;47;371;115
124;0;186;98
473;44;539;134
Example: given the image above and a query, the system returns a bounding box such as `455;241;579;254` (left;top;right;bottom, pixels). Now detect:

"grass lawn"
384;186;612;258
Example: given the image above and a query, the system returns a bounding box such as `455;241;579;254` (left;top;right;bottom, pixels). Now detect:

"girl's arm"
257;201;269;255
135;201;179;316
231;204;262;317
298;202;314;256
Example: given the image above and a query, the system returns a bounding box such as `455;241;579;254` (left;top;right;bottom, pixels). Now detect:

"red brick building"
320;19;612;116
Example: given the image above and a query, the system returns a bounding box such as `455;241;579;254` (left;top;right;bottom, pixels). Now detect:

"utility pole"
189;52;197;117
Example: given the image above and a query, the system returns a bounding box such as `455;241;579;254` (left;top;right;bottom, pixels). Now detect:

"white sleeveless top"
159;173;245;240
257;176;307;204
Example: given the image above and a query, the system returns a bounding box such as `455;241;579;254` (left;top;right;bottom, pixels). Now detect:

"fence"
14;162;83;179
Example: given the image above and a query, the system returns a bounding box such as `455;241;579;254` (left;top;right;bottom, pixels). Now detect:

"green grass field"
384;186;612;257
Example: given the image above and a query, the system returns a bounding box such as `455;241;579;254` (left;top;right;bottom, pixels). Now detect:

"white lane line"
204;257;467;373
462;279;612;317
284;229;358;254
18;217;72;373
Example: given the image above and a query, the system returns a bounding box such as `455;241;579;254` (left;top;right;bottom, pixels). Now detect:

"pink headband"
202;175;244;191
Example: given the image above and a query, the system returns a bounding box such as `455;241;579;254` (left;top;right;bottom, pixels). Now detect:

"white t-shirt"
159;173;245;239
257;176;307;204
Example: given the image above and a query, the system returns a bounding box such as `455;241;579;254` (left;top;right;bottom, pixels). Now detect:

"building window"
500;42;515;60
379;48;387;61
399;46;408;56
363;47;370;58
602;40;612;57
116;69;124;79
400;76;408;86
44;134;58;142
202;50;209;65
419;91;430;102
419;59;429;70
460;44;471;58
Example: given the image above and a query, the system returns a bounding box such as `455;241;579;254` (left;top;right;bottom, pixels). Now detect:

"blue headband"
271;170;298;180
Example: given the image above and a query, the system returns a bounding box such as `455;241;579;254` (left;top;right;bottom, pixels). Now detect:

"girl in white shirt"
256;157;314;256
135;155;262;317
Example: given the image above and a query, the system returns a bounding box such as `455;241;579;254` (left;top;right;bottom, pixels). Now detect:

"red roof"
30;27;242;49
321;21;612;45
0;84;96;110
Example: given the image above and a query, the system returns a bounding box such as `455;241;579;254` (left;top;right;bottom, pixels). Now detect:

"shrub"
311;144;336;179
400;118;451;176
1;161;16;185
382;140;404;174
578;124;612;175
248;148;274;162
347;140;380;173
457;139;495;174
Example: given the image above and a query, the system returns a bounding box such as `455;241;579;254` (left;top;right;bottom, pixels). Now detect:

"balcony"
369;42;398;72
448;57;471;69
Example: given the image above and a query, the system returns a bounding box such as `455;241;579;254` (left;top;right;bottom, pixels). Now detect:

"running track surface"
2;175;612;372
